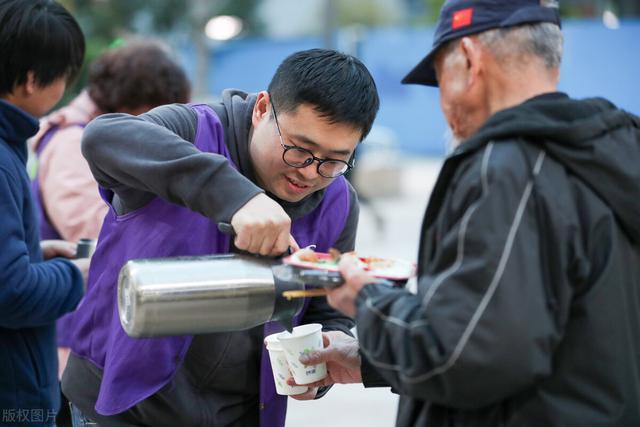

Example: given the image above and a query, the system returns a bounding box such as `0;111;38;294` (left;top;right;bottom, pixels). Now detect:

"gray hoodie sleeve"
81;103;263;222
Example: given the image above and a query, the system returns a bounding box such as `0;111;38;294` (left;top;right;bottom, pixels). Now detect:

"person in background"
62;48;380;427
32;41;191;245
293;1;640;426
0;1;88;426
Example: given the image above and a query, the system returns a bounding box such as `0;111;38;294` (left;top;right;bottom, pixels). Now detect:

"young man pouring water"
62;49;380;426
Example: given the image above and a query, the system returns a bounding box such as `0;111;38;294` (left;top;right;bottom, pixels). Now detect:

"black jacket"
357;93;640;426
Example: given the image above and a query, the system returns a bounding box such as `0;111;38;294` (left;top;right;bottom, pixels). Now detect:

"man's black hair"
268;48;380;141
0;0;85;96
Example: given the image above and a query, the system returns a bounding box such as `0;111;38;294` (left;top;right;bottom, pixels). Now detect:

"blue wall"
182;19;640;155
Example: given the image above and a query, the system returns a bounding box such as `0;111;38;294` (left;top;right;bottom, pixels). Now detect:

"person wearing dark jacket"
61;49;380;426
292;1;640;426
0;1;88;426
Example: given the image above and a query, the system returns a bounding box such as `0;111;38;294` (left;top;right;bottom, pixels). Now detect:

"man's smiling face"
250;92;361;203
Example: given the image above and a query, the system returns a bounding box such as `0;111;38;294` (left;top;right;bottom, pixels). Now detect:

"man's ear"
460;37;483;88
24;71;37;96
9;71;37;98
252;90;270;127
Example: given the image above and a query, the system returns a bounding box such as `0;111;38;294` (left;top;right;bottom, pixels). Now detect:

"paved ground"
285;157;443;427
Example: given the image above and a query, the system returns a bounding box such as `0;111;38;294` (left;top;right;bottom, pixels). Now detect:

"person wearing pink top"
32;90;103;243
32;41;191;245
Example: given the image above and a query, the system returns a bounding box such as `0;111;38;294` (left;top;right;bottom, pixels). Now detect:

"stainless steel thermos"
118;254;304;337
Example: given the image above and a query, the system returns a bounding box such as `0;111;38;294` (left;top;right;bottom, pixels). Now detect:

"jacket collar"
451;92;568;158
0;99;39;144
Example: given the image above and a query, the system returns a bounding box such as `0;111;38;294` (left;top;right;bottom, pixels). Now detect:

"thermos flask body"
118;254;303;337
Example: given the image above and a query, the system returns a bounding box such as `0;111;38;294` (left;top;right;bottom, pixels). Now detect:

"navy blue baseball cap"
402;0;561;87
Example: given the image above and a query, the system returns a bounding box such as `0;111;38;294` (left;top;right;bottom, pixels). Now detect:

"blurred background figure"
32;40;191;245
29;40;190;427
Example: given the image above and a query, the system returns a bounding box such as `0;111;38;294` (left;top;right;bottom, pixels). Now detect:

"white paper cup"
277;323;327;385
264;333;308;396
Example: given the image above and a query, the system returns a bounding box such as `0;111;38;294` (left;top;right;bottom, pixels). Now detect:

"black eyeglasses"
271;102;353;179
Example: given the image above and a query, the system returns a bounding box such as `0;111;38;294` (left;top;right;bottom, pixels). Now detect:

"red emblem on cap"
452;8;473;29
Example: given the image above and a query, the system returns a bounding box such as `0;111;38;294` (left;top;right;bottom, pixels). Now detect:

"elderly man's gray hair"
478;22;564;69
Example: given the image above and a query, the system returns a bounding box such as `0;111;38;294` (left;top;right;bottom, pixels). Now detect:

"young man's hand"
287;331;363;389
40;240;76;260
231;193;299;256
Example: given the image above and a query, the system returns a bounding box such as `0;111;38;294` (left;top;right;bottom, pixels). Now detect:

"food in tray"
297;247;321;263
296;246;345;264
284;247;416;281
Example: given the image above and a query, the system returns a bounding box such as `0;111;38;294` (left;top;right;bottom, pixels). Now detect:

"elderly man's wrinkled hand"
287;331;362;389
288;386;318;401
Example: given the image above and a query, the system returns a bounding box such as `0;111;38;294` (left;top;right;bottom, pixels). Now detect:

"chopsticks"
282;288;329;299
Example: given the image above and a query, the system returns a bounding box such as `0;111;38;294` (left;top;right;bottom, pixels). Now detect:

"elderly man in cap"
291;0;640;425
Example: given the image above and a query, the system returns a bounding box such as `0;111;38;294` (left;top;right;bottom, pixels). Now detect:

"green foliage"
337;0;401;27
66;0;260;40
414;0;445;25
219;0;265;34
69;0;185;37
58;36;110;107
335;0;446;27
57;0;188;105
56;0;262;103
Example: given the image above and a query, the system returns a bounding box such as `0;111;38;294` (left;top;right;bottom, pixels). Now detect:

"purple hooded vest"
68;104;350;427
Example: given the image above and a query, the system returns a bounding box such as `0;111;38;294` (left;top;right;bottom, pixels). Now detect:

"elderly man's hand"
287;331;362;389
325;254;378;318
288;386;318;401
